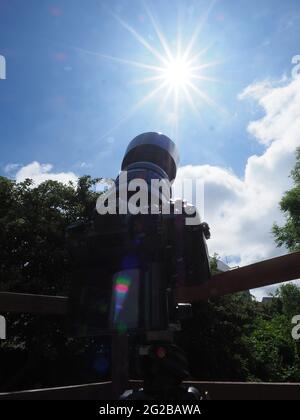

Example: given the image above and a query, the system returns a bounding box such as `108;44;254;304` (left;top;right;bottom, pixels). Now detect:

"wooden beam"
0;381;112;400
0;292;68;315
175;251;300;303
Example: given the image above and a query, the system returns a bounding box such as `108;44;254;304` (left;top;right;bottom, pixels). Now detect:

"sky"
1;0;300;299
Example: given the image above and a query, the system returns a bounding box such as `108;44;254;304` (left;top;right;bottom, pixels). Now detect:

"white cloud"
4;163;22;174
79;161;92;169
15;161;78;185
174;77;300;299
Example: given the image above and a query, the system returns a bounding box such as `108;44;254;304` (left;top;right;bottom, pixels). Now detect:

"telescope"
67;132;211;337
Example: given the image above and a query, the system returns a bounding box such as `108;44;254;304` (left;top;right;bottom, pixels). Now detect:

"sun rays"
75;1;221;142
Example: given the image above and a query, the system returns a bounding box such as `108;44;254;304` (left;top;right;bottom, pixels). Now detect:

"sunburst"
75;1;221;141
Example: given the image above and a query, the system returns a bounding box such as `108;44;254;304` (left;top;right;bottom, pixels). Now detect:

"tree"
243;314;299;382
0;175;112;391
178;292;257;381
273;147;300;252
0;175;100;294
277;284;300;320
243;284;300;382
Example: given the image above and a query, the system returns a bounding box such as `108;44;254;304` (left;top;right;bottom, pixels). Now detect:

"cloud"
174;77;300;299
79;161;93;169
3;163;22;174
15;161;78;185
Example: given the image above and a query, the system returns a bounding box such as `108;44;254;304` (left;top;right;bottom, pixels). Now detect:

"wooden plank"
175;251;300;303
0;292;68;315
0;381;112;400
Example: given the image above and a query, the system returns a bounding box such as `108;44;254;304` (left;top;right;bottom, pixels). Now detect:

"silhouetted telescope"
67;132;211;336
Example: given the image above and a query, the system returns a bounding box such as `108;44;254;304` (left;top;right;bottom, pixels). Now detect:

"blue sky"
0;0;299;179
1;0;300;297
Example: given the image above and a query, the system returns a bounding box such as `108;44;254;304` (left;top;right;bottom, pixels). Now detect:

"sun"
162;58;193;89
76;3;221;141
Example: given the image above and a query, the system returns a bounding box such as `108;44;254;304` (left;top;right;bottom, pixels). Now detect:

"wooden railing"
175;250;300;302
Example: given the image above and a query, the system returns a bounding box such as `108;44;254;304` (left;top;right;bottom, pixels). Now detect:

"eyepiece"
121;132;179;181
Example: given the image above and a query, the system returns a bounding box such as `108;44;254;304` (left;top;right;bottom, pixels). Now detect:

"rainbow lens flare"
113;275;132;327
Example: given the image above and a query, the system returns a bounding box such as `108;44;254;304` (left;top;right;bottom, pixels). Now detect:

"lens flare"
113;276;131;324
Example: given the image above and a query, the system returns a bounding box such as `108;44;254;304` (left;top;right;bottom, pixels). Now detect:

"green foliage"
244;284;300;381
0;175;100;294
243;314;298;381
276;283;300;319
178;292;257;381
209;253;219;275
273;147;300;251
0;175;108;391
179;285;300;382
